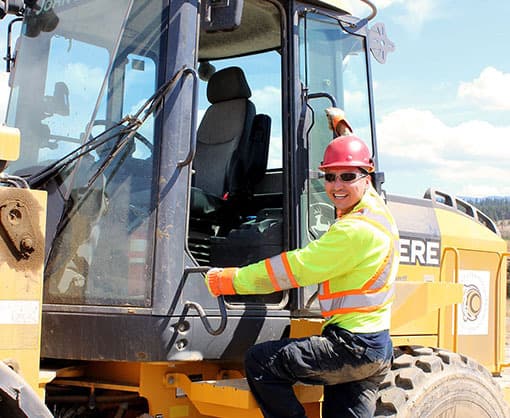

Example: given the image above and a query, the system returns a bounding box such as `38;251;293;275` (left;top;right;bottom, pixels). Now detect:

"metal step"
166;374;323;417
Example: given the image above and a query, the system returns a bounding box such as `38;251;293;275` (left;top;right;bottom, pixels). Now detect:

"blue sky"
0;1;508;199
364;0;510;198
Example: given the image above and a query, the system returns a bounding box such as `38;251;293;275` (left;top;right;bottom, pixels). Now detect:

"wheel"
375;346;510;418
0;361;52;417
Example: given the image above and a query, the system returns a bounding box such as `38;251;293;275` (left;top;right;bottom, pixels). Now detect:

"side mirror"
44;82;69;117
0;0;25;19
200;0;243;32
24;6;59;38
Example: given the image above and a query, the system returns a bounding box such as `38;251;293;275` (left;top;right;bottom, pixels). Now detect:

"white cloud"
252;86;281;118
378;108;510;197
267;135;282;169
348;0;437;30
345;89;366;110
458;67;510;110
63;62;105;99
392;0;438;32
197;108;206;126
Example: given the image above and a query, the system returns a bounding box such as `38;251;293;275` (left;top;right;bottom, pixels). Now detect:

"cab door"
295;8;376;314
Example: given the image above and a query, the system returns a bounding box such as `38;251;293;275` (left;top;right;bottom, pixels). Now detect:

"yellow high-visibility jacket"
231;185;400;333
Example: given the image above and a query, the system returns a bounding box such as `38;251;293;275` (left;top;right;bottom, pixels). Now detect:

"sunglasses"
324;172;368;183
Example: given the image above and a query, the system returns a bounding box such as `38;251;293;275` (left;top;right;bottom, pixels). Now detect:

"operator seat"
190;67;271;262
193;66;255;199
191;67;255;223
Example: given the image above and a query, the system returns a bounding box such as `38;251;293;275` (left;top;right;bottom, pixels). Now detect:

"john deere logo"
310;202;334;237
462;284;482;322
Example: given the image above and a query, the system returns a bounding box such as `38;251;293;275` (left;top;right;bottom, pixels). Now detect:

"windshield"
299;11;373;238
298;11;373;311
300;13;373;171
6;0;166;307
7;0;132;171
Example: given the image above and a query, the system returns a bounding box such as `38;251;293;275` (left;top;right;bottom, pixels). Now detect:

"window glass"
41;36;108;162
298;12;372;312
299;12;372;242
1;0;166;307
123;54;156;159
197;51;282;169
190;50;285;306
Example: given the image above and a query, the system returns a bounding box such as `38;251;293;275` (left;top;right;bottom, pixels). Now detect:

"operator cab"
187;0;381;311
1;0;385;361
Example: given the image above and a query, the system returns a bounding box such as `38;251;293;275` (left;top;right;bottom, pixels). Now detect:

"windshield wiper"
34;65;196;245
28;65;191;189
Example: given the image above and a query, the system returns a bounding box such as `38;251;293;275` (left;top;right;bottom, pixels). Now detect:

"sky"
360;0;510;198
0;1;509;199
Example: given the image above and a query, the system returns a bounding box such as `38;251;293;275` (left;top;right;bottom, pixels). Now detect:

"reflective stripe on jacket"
318;203;399;317
232;185;399;332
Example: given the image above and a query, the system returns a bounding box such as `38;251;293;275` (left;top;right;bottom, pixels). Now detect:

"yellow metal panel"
189;378;258;409
170;405;191;417
435;207;507;373
167;373;322;418
139;362;226;418
396;263;439;284
0;126;20;161
391;281;463;331
391;335;438;347
0;187;46;398
435;207;506;253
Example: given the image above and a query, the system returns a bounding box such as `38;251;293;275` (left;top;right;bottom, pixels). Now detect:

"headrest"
198;61;216;81
207;67;252;104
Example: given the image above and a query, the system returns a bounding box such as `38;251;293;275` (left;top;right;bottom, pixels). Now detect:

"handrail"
5;17;23;72
170;266;228;336
182;297;228;336
306;92;337;108
358;0;377;21
177;68;199;168
440;247;460;353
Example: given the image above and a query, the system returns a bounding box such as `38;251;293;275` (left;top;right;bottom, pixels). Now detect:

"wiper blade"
86;65;191;187
28;65;190;189
27;118;131;188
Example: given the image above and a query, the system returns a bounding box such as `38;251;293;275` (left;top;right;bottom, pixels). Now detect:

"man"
205;134;399;417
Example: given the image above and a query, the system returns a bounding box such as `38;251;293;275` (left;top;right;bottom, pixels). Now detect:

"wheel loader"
0;0;508;417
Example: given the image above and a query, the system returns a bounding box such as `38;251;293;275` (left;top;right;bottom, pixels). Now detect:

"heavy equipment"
0;0;508;416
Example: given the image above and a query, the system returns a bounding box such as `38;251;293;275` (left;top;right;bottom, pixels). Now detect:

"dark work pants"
244;326;393;418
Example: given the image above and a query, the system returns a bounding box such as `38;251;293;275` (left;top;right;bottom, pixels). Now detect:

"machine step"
166;374;323;417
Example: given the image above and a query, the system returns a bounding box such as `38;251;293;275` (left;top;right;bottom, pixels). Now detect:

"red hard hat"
319;135;374;173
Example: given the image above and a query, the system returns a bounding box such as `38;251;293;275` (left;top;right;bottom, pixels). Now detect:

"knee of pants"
245;340;273;364
244;344;260;373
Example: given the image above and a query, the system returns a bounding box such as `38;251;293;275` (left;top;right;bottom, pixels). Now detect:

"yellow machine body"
0;0;508;417
0;187;47;395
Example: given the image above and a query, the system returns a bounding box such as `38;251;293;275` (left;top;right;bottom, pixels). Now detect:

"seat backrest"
194;67;256;198
228;113;271;197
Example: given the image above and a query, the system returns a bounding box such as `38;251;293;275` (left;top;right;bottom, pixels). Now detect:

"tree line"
465;196;510;221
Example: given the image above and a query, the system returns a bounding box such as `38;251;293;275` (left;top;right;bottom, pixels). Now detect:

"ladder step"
167;374;323;417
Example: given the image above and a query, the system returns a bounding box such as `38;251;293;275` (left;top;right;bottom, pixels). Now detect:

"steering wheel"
91;119;153;154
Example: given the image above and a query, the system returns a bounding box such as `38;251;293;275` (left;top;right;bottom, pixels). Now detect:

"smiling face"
324;167;371;215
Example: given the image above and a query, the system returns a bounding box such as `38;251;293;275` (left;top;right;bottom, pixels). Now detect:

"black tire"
375;346;510;418
0;361;53;418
